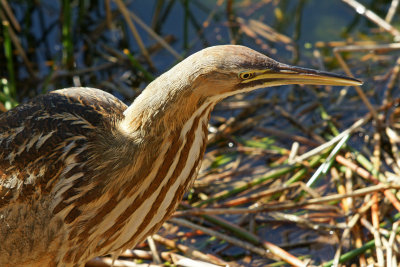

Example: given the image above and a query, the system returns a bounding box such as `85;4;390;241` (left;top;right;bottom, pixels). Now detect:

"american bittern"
0;45;362;266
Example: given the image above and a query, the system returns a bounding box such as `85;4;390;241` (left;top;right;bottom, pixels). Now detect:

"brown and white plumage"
0;45;361;266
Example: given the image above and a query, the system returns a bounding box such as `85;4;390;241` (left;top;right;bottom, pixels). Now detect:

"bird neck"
91;76;215;254
120;73;211;139
90;67;217;254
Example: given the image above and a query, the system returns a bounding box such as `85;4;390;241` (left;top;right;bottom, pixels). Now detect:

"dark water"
3;0;391;97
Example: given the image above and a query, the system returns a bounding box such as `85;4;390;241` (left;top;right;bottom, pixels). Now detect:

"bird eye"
239;72;255;80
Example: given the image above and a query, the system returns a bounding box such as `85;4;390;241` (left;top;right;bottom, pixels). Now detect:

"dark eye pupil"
243;73;250;78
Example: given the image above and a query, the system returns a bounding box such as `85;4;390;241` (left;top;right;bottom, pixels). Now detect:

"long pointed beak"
243;63;363;87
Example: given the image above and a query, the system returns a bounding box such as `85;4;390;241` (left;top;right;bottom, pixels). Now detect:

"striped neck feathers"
120;71;213;139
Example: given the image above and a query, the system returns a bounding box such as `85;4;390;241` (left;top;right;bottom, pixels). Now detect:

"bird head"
179;45;363;100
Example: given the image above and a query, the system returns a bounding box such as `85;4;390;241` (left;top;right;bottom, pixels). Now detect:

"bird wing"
0;87;128;208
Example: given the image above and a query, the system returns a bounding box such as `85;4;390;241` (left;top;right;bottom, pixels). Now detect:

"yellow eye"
239;72;255;80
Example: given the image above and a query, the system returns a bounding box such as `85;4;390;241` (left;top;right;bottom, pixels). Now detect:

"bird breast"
80;100;213;257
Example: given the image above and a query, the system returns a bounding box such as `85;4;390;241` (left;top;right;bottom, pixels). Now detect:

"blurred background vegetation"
1;0;397;106
1;0;400;266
